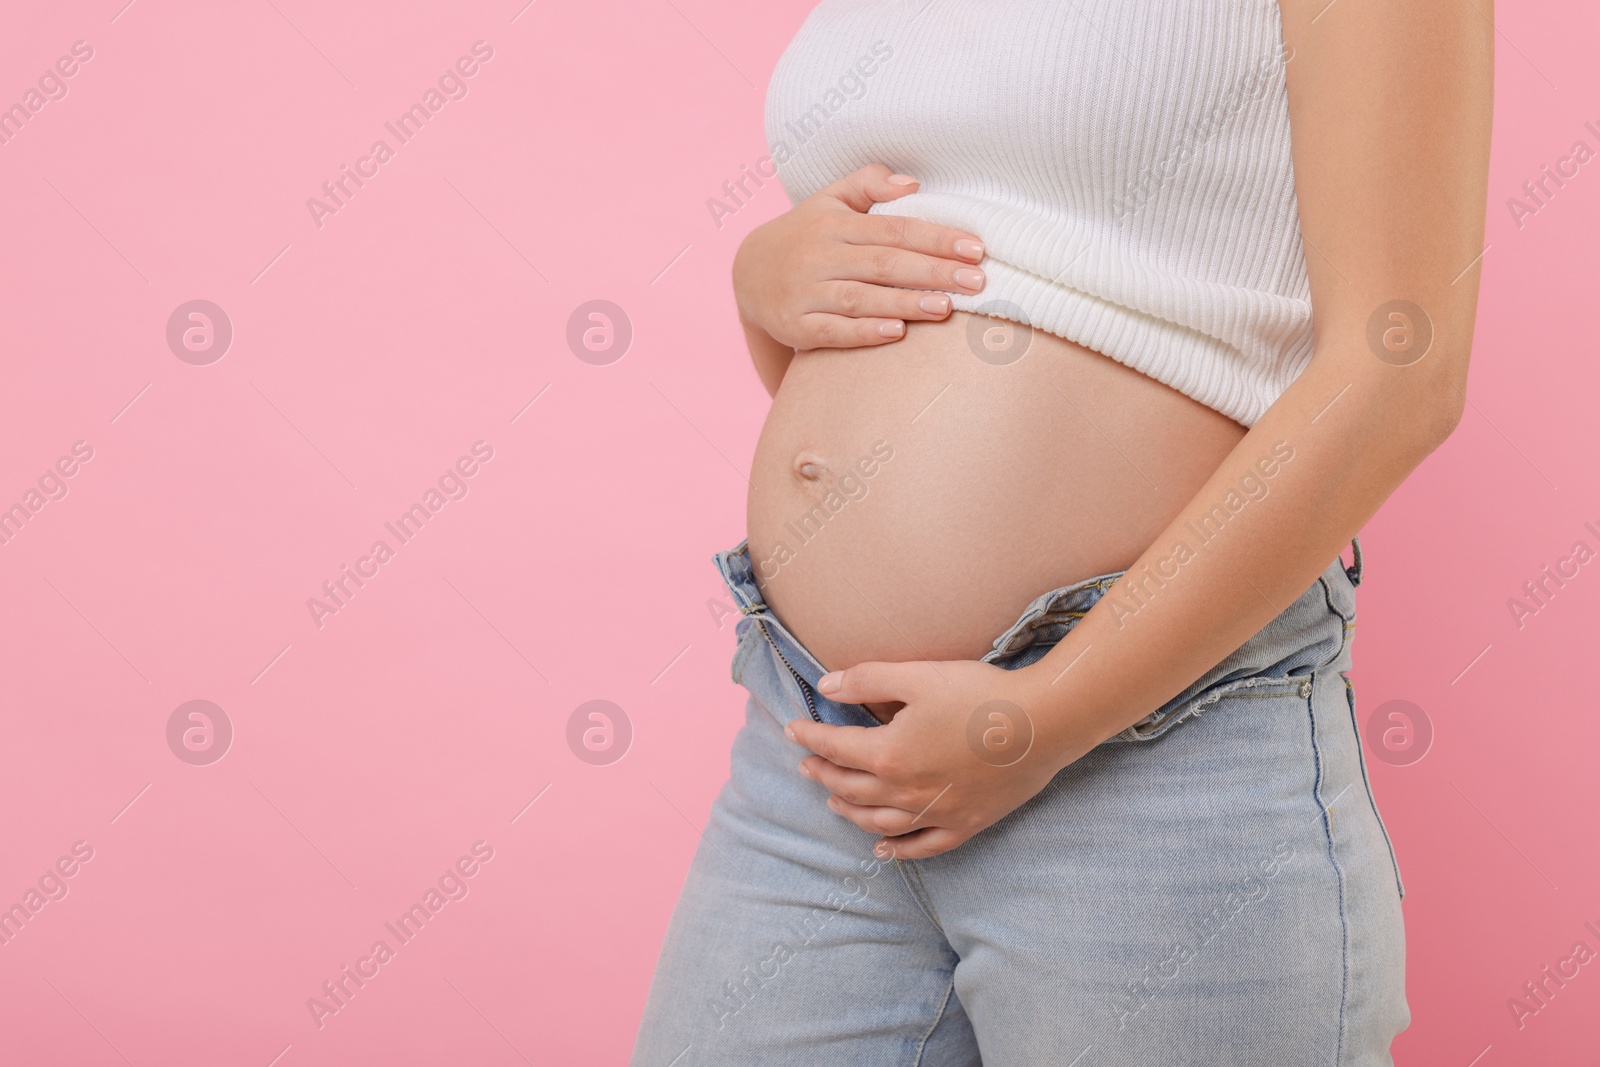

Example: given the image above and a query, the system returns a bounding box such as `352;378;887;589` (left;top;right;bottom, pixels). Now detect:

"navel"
793;451;829;483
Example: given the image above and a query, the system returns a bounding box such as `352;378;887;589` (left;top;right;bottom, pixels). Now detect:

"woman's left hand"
787;659;1087;860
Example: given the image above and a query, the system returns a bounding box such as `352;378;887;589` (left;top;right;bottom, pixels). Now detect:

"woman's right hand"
731;163;988;353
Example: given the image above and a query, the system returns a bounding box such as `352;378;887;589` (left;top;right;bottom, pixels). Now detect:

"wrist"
1007;657;1101;773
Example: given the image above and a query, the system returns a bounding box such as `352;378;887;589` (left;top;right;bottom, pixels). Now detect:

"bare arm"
742;318;796;398
789;0;1494;859
1012;0;1494;751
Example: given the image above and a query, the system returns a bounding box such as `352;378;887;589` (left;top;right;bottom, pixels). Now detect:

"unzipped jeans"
631;537;1407;1066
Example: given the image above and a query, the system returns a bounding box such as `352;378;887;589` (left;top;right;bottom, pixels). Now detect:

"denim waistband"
715;538;1360;740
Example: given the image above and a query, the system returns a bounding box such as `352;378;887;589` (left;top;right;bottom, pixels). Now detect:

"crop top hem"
869;196;1313;428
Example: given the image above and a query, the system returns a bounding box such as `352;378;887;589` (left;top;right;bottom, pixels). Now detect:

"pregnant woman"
634;1;1490;1063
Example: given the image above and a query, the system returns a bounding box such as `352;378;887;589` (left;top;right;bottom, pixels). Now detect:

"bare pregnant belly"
746;311;1247;673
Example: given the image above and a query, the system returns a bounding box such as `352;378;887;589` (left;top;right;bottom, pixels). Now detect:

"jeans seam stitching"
1319;573;1357;629
1342;673;1405;901
730;624;761;685
1119;676;1305;742
910;974;959;1067
1306;576;1357;679
897;861;947;935
1306;672;1352;1065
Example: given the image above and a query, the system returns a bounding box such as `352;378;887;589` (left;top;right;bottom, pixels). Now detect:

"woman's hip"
895;661;1409;1063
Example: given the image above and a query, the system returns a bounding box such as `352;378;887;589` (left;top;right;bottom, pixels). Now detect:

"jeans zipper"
756;618;822;723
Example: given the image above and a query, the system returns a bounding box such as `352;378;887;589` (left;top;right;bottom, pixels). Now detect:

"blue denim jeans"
631;538;1407;1065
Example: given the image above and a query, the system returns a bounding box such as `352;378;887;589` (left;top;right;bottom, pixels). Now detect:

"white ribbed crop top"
763;0;1309;427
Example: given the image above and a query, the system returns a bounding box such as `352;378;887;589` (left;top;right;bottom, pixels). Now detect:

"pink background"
0;1;1596;1063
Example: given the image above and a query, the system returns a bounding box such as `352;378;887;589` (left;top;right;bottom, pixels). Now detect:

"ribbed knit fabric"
762;0;1311;427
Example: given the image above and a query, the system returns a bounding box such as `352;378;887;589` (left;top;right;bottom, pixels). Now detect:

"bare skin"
738;166;1246;720
735;0;1493;860
748;318;1245;680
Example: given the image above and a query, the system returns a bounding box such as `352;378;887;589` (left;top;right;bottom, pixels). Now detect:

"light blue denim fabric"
631;538;1407;1066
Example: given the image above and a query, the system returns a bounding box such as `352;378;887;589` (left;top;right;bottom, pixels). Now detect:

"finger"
821;280;955;322
785;718;882;772
819;168;986;264
821;162;920;213
792;312;909;352
801;756;898;807
874;826;969;861
851;212;986;265
826;795;920;837
837;243;986;295
816;661;929;706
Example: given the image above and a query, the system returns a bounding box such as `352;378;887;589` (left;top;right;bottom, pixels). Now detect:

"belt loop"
1345;537;1363;588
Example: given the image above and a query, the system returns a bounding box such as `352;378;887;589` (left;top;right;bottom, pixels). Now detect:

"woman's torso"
748;0;1303;673
748;318;1244;672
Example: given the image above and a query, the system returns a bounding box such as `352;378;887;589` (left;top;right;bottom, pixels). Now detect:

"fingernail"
785;724;797;741
886;173;917;185
918;294;950;314
798;762;811;778
827;796;841;811
954;268;985;290
818;672;842;694
954;239;984;260
876;320;904;338
873;842;892;858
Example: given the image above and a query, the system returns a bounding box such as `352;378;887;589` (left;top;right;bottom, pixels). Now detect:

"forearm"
1013;0;1492;769
743;317;794;398
1015;345;1462;766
